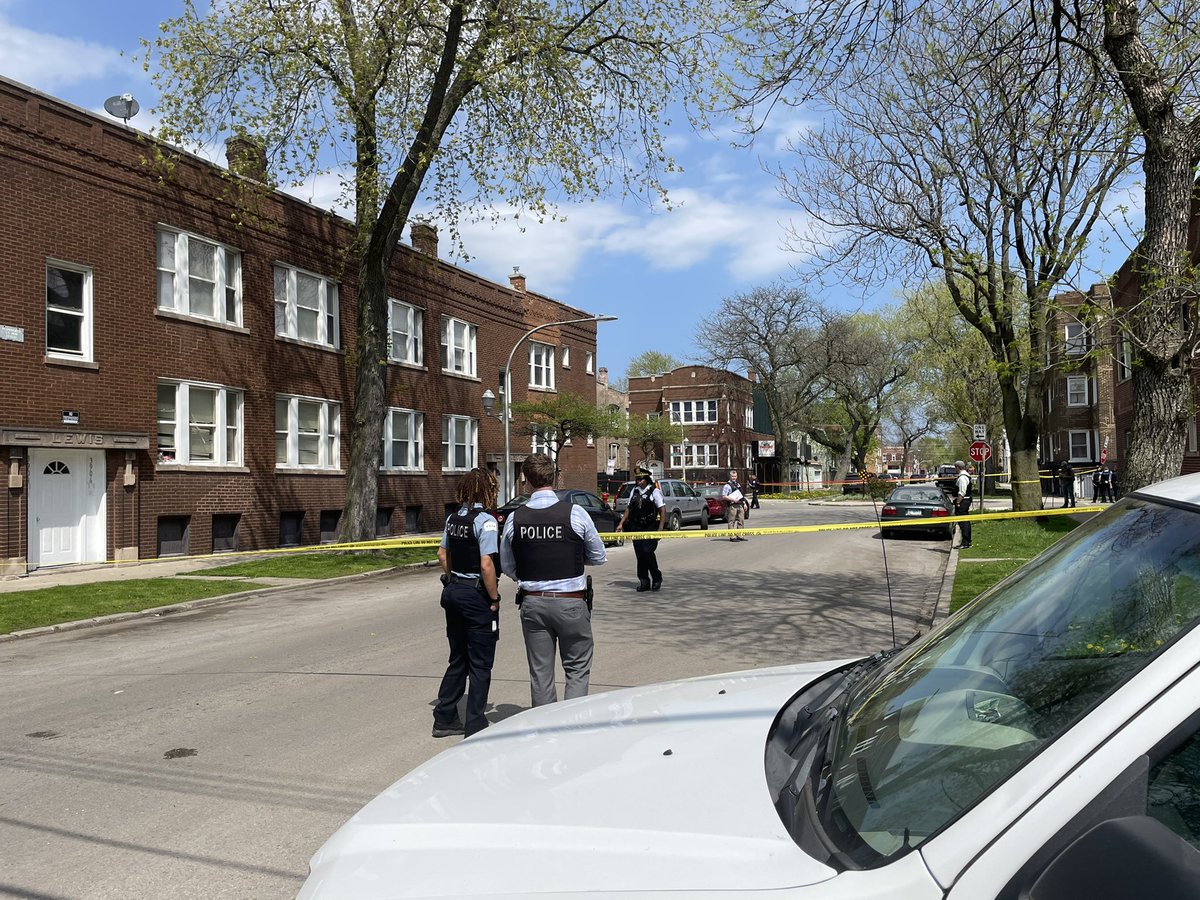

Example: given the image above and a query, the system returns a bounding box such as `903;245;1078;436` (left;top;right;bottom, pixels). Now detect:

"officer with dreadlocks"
616;466;666;591
433;467;501;738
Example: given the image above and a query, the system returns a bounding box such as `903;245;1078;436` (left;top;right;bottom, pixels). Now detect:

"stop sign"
969;440;991;463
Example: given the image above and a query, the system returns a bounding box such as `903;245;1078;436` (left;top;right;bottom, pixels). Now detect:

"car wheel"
667;510;682;531
700;509;709;530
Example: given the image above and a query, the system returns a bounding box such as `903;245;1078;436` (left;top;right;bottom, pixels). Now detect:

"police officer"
433;467;501;738
500;453;607;706
953;459;973;550
616;467;665;591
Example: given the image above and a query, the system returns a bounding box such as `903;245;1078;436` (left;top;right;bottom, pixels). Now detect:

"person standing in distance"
616;467;665;592
748;474;761;511
1059;459;1076;508
501;453;607;706
953;459;973;550
433;467;501;738
722;469;748;541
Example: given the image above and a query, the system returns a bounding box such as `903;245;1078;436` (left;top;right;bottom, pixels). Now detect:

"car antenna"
868;479;899;650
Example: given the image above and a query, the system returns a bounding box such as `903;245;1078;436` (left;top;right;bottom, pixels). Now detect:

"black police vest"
628;486;659;529
445;508;496;575
509;500;585;581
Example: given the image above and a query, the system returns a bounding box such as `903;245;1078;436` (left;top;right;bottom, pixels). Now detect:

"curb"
917;545;958;636
0;560;439;643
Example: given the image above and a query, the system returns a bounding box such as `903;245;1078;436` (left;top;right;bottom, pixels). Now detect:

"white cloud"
0;12;131;92
434;182;805;297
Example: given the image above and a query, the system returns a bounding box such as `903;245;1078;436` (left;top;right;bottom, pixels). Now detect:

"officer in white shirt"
953;460;973;549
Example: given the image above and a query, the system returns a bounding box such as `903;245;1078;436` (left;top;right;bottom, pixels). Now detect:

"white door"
28;449;106;567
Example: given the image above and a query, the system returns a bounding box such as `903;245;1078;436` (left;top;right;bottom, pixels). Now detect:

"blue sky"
2;1;1141;385
1;0;818;384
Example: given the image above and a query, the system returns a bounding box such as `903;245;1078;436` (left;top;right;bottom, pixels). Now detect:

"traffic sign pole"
969;440;992;509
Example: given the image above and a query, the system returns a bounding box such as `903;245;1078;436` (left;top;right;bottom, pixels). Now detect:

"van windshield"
802;497;1200;867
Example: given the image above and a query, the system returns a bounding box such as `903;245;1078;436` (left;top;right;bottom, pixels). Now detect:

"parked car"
879;484;955;539
698;483;728;523
613;477;709;530
300;472;1200;899
492;489;623;547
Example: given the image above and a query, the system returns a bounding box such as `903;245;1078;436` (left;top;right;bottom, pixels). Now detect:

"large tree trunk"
1103;0;1199;493
1000;374;1044;511
340;245;391;542
1125;363;1191;492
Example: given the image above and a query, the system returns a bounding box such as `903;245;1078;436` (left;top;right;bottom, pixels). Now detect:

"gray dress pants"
518;595;593;706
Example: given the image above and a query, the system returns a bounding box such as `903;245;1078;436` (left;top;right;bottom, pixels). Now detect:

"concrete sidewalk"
0;554;261;593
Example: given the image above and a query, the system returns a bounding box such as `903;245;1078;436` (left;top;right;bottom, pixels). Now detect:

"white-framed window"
585;351;594;374
1064;322;1088;356
1068;430;1092;461
561;345;570;368
388;299;424;365
531;426;556;456
1188;417;1198;456
669;399;719;424
157;227;242;325
1045;388;1053;415
1066;375;1090;407
274;264;339;348
382;408;424;470
157;380;243;466
1118;338;1133;382
670;443;719;468
744;404;754;428
442;415;478;471
275;394;340;469
440;316;477;377
530;341;556;390
46;260;93;361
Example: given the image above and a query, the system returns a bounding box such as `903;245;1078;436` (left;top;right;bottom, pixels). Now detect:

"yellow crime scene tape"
102;505;1100;566
607;505;1101;541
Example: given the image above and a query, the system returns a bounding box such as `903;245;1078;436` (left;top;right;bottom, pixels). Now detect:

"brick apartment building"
626;365;771;483
594;366;629;495
1039;284;1118;478
0;76;601;572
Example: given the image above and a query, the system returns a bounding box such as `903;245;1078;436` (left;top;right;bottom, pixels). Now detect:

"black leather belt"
449;574;482;584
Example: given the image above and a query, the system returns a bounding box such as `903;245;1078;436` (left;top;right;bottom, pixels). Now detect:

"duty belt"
449;573;482;584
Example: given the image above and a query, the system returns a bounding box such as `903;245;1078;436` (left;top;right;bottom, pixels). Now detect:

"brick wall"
0;77;601;563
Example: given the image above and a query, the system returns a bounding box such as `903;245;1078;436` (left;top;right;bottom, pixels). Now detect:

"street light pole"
496;314;617;502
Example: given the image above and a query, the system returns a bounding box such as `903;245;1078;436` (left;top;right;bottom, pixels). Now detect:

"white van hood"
300;660;849;899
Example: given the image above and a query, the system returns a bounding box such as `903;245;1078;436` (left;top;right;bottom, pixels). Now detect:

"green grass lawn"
0;579;261;634
0;548;437;634
182;547;436;579
949;514;1080;614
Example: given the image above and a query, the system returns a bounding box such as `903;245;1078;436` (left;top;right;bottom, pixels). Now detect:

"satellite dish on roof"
103;93;139;123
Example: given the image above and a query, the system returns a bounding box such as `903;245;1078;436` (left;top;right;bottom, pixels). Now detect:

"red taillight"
882;505;899;516
931;508;949;517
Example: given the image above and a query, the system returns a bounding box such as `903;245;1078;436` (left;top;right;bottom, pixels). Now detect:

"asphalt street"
0;500;950;899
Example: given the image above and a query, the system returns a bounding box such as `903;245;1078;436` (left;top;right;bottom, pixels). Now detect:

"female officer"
433;467;501;738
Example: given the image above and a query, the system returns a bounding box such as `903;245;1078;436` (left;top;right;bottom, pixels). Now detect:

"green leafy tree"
625;351;682;379
509;392;618;487
624;412;686;469
144;0;741;540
